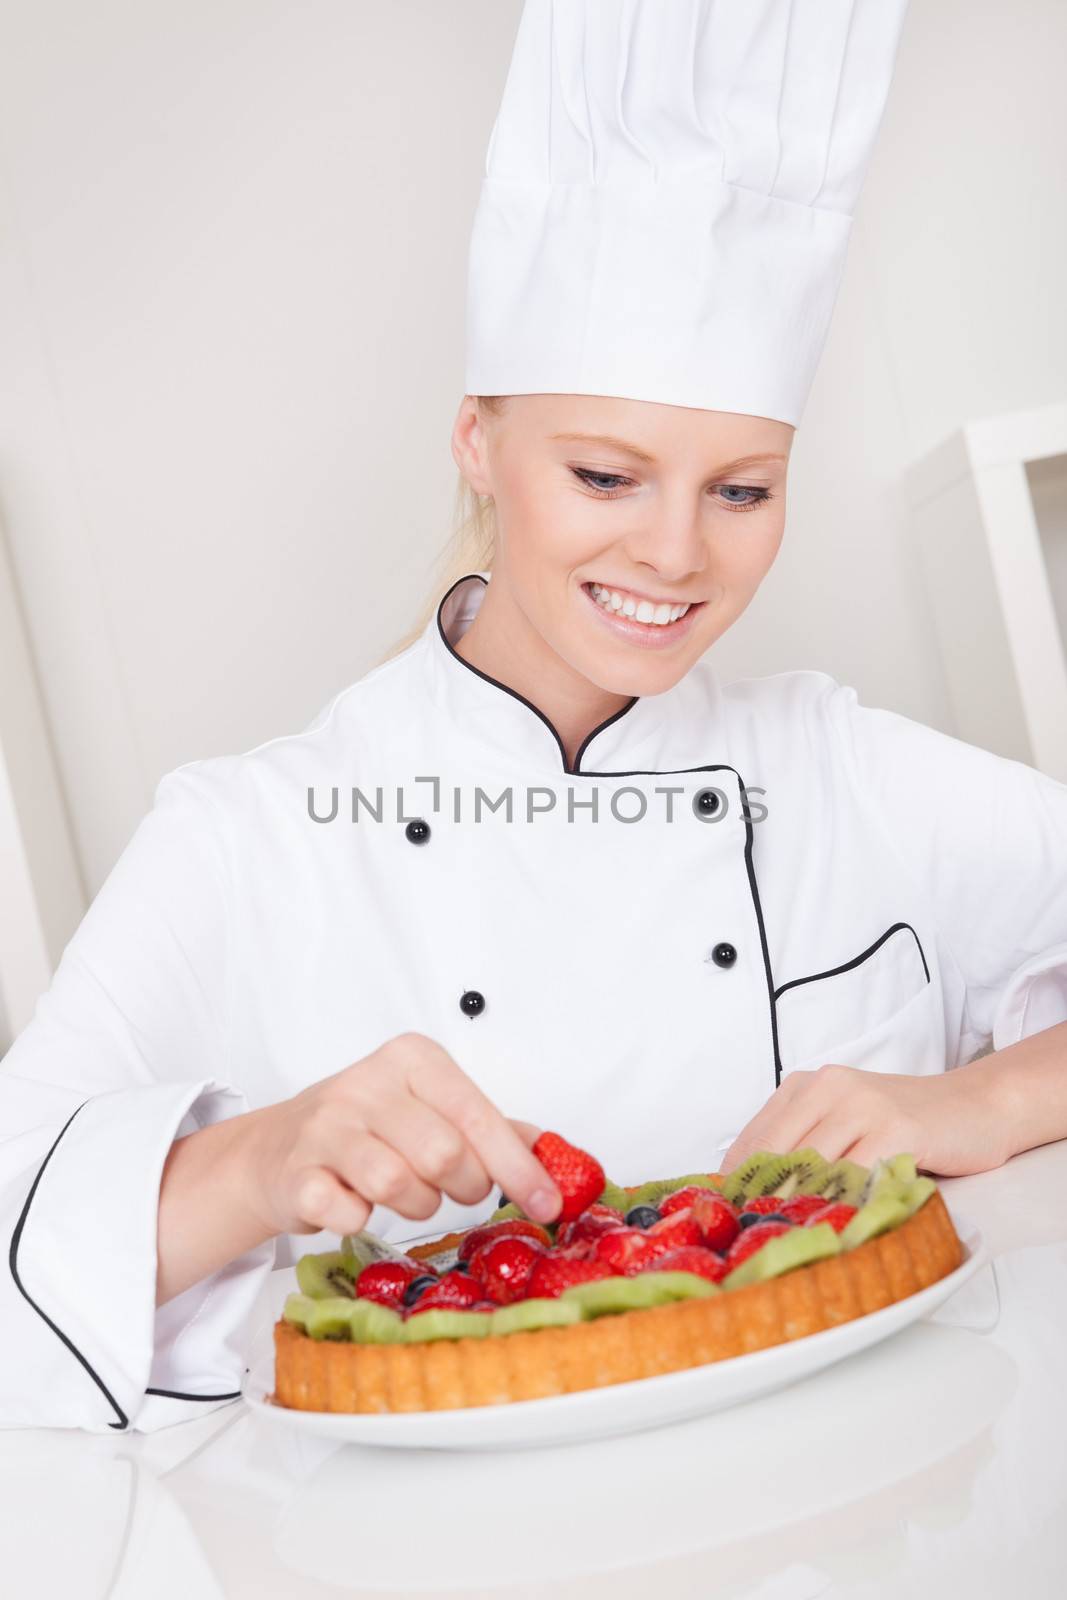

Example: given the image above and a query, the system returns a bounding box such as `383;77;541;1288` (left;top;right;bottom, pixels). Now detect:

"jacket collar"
423;572;728;777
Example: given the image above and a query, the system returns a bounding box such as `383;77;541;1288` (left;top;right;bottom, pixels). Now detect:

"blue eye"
572;468;630;496
715;485;773;510
571;467;773;513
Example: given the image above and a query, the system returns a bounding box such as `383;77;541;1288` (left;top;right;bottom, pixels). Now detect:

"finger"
333;1130;443;1221
291;1166;372;1236
366;1091;492;1207
405;1044;562;1223
841;1133;898;1168
798;1114;866;1165
509;1118;544;1149
722;1082;819;1171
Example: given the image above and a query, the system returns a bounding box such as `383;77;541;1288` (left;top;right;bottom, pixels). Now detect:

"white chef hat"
464;0;910;427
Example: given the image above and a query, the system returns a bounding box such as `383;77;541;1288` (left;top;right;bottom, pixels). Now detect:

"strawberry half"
412;1270;486;1311
525;1255;613;1300
742;1195;789;1216
592;1227;662;1276
556;1209;627;1249
468;1235;546;1304
354;1260;422;1308
804;1203;857;1233
691;1190;741;1252
532;1131;606;1223
779;1194;837;1224
457;1219;552;1262
647;1209;704;1250
648;1245;729;1285
725;1219;792;1270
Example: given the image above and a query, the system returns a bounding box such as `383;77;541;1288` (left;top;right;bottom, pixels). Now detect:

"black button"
459;989;486;1017
404;818;431;845
711;942;737;968
693;788;722;817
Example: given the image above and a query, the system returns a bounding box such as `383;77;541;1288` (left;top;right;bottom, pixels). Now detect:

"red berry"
742;1195;789;1215
593;1227;662;1276
779;1195;836;1224
725;1220;792;1270
556;1209;627;1248
457;1219;551;1262
648;1245;729;1285
532;1131;606;1223
658;1186;717;1217
691;1190;741;1252
805;1203;857;1233
468;1235;545;1304
354;1260;422;1308
647;1209;704;1249
412;1271;486;1311
525;1255;613;1300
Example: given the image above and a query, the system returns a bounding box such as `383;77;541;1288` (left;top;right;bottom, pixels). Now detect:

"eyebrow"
548;433;786;473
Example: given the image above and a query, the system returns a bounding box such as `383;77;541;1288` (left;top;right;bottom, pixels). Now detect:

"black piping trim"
435;575;783;1091
145;1387;241;1402
435;573;639;775
773;920;931;1002
573;762;783;1093
9;1102;129;1430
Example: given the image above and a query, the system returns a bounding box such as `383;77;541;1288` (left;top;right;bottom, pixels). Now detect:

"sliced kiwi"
903;1175;936;1215
490;1298;583;1335
723;1221;841;1290
340;1230;417;1274
282;1292;316;1331
402;1309;493;1343
840;1191;911;1250
764;1148;829;1200
595;1181;633;1213
721;1151;776;1206
629;1173;724;1210
561;1270;716;1318
305;1296;364;1340
798;1157;869;1206
887;1153;919;1186
488;1201;527;1224
349;1299;405;1344
296;1251;357;1300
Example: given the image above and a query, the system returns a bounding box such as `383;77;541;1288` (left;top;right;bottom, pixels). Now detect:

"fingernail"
527;1185;560;1222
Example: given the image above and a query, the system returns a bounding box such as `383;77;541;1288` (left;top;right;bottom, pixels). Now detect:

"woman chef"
4;0;1067;1435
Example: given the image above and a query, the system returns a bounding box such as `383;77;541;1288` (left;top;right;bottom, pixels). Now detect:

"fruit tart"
272;1136;963;1414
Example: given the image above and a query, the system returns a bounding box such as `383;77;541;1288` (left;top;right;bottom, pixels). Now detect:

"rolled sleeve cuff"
9;1080;272;1433
991;944;1067;1052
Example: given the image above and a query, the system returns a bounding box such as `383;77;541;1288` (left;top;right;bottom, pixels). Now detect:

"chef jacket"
3;570;1066;1433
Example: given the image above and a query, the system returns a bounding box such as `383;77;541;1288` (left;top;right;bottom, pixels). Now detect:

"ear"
450;396;494;496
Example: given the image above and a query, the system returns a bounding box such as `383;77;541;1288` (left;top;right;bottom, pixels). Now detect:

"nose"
620;494;709;584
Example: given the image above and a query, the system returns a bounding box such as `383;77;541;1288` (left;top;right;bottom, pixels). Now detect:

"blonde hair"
375;395;506;664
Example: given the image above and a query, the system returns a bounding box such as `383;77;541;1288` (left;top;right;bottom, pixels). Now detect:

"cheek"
500;470;600;571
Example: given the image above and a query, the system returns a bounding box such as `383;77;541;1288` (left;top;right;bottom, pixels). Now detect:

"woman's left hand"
721;1061;1015;1178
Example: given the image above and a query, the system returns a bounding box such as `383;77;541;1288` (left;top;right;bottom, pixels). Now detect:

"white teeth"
589;583;691;626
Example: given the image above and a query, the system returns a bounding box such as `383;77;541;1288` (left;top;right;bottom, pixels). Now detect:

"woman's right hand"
240;1031;563;1238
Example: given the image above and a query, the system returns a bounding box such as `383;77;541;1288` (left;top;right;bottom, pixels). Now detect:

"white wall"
1;0;1065;939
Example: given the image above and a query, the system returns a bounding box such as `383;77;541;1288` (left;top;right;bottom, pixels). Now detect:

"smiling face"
450;393;794;701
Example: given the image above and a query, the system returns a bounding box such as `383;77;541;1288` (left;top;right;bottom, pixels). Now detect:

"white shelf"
904;401;1067;782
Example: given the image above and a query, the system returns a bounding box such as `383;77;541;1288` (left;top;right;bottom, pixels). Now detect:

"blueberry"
402;1274;437;1307
449;1259;472;1275
739;1211;788;1228
625;1205;662;1229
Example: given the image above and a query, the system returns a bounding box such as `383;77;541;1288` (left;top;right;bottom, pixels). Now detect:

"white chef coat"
3;570;1066;1433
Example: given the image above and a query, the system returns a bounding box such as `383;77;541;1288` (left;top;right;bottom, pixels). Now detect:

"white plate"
242;1210;986;1450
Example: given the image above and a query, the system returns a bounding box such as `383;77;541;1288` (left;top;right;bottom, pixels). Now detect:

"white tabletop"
3;1141;1065;1599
